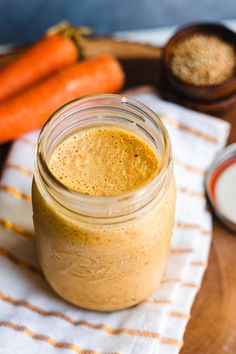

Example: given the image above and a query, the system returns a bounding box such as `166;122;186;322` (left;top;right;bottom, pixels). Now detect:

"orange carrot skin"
0;55;124;143
0;34;78;102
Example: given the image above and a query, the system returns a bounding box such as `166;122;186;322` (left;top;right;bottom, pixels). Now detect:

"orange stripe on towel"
0;292;181;347
191;261;208;267
0;219;35;240
0;321;103;354
4;163;33;177
173;156;205;176
168;311;190;319
182;282;199;288
0;292;161;339
161;278;199;288
161;115;220;144
175;222;200;230
0;185;31;202
160;336;183;347
0;247;41;275
19;138;36;148
145;299;172;305
177;187;205;199
171;248;194;254
201;229;211;236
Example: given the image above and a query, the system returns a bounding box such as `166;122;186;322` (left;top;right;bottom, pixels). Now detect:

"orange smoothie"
33;127;176;311
48;128;159;196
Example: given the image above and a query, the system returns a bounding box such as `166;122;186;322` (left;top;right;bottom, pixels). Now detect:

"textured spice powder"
171;33;236;86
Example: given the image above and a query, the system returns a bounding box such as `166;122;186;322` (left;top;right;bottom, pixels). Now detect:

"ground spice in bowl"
171;33;236;86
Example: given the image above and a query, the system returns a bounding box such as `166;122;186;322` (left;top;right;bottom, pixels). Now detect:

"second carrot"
0;55;125;144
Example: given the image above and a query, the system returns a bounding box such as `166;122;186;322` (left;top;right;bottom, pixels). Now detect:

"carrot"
0;55;124;143
0;33;78;102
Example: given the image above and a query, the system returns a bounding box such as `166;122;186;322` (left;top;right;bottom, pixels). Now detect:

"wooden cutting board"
0;38;236;353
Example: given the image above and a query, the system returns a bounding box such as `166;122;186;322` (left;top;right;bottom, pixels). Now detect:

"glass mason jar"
32;94;176;312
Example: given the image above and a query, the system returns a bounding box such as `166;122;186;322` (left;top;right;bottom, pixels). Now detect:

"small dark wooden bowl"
163;23;236;102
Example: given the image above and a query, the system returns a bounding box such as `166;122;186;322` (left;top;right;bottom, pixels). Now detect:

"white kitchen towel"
0;91;230;354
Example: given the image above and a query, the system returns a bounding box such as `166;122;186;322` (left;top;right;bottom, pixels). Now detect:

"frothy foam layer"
49;128;159;197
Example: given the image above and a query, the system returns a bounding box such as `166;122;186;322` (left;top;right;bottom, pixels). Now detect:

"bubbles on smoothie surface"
48;128;159;196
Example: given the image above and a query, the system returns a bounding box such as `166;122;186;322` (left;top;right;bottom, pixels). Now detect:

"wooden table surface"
0;46;236;353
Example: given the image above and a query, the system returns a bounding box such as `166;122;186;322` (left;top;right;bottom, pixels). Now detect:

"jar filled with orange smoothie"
32;94;176;311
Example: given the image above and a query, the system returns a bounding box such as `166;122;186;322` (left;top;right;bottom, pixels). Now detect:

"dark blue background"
1;0;236;43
